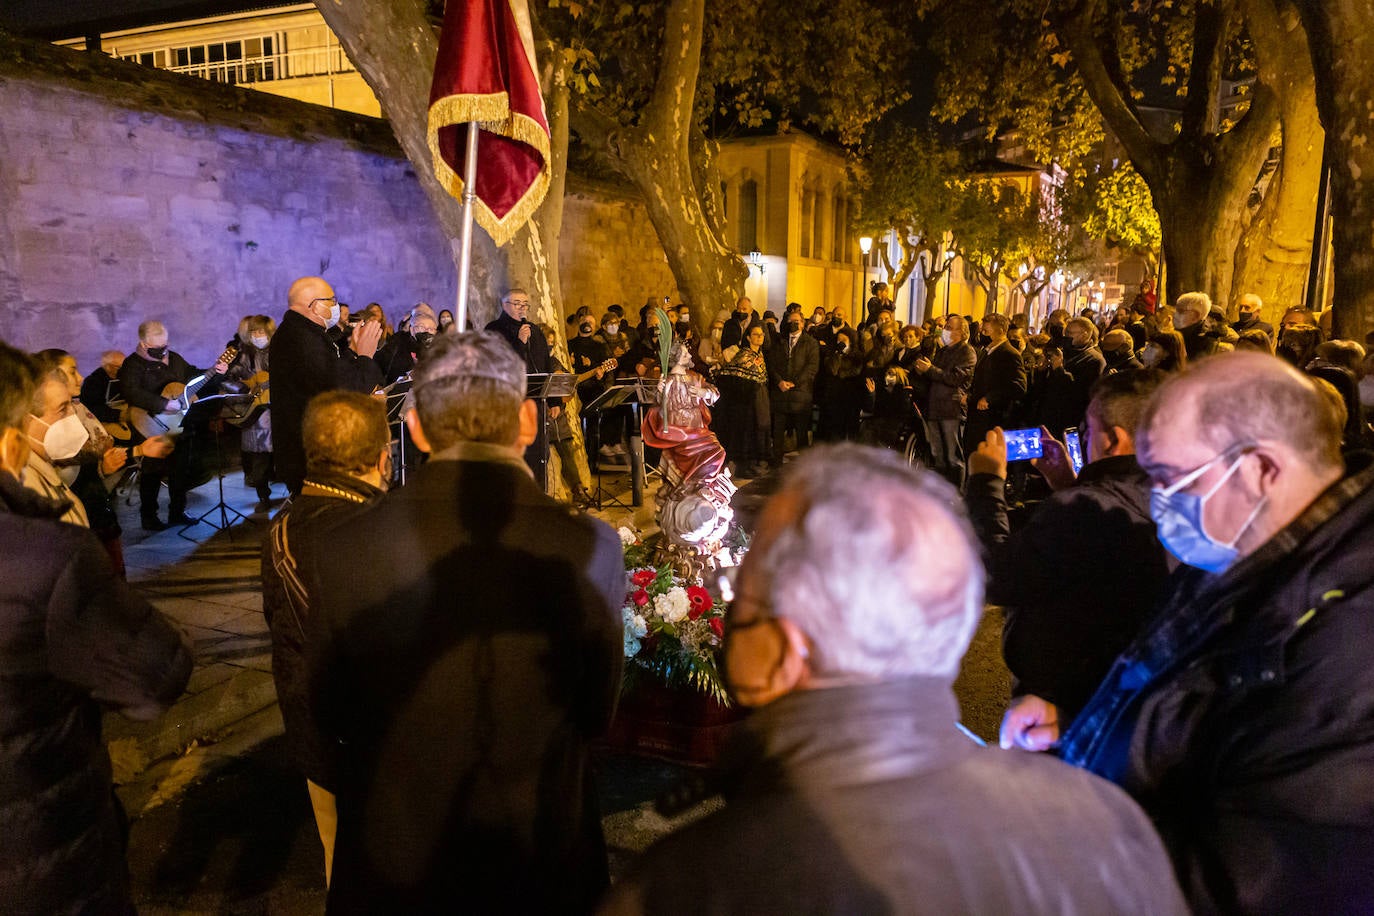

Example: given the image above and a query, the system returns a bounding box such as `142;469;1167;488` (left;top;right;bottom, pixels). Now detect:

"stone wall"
0;32;468;373
558;178;680;317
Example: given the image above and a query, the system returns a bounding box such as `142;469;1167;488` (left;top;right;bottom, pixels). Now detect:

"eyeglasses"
310;296;338;307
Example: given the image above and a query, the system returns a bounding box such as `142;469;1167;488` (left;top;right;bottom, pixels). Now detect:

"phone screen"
1004;427;1043;462
1064;427;1084;475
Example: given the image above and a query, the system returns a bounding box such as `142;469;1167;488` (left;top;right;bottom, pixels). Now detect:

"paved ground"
109;444;1010;911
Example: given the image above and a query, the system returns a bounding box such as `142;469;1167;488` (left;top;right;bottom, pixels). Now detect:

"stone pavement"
107;454;654;816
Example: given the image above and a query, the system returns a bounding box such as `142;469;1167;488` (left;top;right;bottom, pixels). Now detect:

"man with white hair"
603;444;1185;915
305;331;624;913
1174;291;1231;361
1005;352;1374;912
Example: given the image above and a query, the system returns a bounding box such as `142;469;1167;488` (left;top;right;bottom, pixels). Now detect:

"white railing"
162;42;354;86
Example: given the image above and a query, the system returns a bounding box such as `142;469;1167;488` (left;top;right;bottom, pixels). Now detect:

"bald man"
271;276;384;493
1004;352;1374;912
1231;292;1274;339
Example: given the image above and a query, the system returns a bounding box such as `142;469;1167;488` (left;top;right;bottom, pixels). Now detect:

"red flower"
632;588;650;607
686;585;713;620
631;569;658;588
709;617;724;638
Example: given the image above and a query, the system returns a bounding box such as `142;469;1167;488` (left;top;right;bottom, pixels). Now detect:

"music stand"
526;372;577;495
178;394;253;540
583;380;655;507
383;378;417;487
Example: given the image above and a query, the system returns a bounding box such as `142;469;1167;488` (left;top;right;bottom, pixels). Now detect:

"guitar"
129;344;239;438
226;367;271;428
576;358;619;385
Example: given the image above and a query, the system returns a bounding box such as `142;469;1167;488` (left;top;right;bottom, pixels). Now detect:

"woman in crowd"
713;323;771;477
696;312;729;371
227;315;275;506
437;309;456;333
1140;329;1188;372
817;327;864;442
1234;328;1275;354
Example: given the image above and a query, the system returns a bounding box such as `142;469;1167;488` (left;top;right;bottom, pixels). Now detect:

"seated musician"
118;320;229;531
78;350;127;430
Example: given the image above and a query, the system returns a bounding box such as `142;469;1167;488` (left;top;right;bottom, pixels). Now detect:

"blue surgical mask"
1150;449;1266;574
326;302;341;329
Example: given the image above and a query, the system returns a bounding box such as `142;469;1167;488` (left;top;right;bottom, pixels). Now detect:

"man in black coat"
963;313;1026;455
604;444;1186;915
912;315;977;487
966;370;1171;724
719;296;758;351
305;331;624;914
1231;292;1275;340
0;341;192;915
119;319;231;529
765;311;820;467
271;276;383;494
1007;353;1374;913
262;390;391;885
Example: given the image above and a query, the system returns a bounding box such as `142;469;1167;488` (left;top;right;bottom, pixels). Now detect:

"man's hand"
212;359;230;375
913;357;932;374
779;380;795;392
1030;426;1076;491
517;324;532;344
164;399;181;413
967;427;1008;480
100;447;128;476
140;436;175;459
999;695;1060;751
352;320;383;359
864;377;876;393
976;397;989;411
549;406;562;420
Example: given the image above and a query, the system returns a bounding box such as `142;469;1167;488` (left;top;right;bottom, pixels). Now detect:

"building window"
800;189;814;259
812;192;826;262
739;179;758;254
832;199;850;263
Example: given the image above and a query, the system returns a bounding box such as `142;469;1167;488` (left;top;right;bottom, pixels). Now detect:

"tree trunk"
1230;0;1322;321
314;0;506;324
570;0;747;321
1294;0;1374;340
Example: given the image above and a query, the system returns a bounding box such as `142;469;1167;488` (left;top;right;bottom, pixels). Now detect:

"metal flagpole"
454;124;481;330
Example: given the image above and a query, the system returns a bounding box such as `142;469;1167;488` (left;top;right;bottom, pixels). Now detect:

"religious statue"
641;312;737;575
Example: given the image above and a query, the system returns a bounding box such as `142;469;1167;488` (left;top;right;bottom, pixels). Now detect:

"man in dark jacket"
1102;328;1144;373
963;313;1026;455
119;319;230;529
1175;291;1232;361
966;370;1171;724
719;296;757;351
272;276;384;494
603;444;1186;915
0;341;192;915
306;332;624;914
486;288;566;489
912;314;976;487
1006;353;1374;913
262;390;390;886
765;311;820;467
1231;292;1275;339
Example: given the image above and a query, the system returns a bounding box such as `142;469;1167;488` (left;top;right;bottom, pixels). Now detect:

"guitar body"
130;381;188;438
127;344;239;439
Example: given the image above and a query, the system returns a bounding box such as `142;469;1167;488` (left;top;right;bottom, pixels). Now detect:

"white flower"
630;614;648;638
653;587;690;624
617;526;638;546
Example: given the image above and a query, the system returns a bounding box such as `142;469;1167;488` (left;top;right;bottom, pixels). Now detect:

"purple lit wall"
0;35;496;374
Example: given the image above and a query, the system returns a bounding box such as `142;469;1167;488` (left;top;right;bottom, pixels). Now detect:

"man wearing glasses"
272;276;384;494
1003;351;1374;912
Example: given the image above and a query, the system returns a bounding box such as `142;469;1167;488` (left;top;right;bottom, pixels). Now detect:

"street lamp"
747;250;765;276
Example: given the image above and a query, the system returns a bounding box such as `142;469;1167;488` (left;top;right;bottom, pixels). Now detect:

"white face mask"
252;335;269;349
941;329;954;347
30;412;89;461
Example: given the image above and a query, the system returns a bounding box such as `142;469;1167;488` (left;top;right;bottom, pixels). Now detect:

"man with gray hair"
603;443;1185;915
305;331;624;913
1174;291;1231;360
1007;352;1374;912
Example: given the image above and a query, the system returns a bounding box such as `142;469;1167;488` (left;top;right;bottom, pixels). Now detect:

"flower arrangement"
618;526;729;704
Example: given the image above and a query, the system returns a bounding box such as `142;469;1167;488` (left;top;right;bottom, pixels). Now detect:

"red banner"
428;0;551;247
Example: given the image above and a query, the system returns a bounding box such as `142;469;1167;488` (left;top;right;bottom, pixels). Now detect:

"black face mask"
415;332;435;350
786;321;802;334
830;317;843;328
735;310;749;320
580;324;594;336
147;346;167;360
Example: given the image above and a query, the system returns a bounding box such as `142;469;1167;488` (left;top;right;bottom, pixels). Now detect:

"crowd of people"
2;271;1373;914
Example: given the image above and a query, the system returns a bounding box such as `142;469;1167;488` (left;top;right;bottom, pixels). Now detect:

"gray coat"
605;678;1187;916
